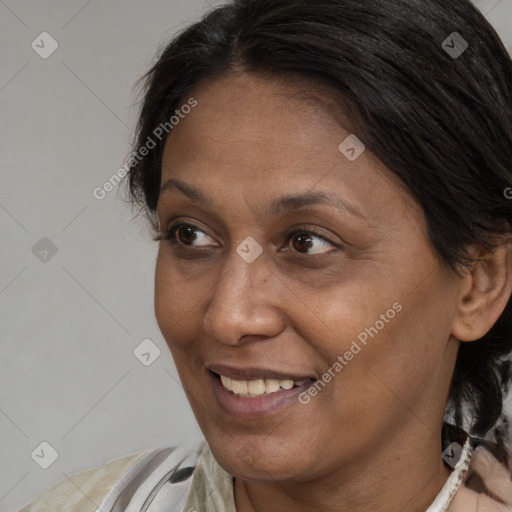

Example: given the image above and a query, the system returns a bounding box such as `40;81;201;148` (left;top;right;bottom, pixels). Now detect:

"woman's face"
155;71;462;482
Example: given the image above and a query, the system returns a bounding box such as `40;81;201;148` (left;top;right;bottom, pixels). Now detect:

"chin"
209;435;314;482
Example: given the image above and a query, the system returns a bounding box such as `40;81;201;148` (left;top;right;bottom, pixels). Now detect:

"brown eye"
287;229;337;255
164;223;215;247
291;233;314;253
176;225;198;245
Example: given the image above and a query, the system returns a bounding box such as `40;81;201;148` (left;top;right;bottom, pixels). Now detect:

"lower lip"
209;372;314;419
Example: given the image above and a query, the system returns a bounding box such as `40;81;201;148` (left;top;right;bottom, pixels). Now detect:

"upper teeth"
220;375;308;397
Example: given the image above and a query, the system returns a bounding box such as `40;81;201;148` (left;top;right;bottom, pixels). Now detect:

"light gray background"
1;1;511;510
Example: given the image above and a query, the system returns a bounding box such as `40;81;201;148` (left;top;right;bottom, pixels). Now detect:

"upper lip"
207;364;316;382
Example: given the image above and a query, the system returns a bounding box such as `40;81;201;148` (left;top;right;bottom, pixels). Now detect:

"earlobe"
451;241;512;343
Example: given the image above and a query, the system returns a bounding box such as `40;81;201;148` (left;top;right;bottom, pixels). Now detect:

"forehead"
160;71;418;222
163;72;354;181
192;71;351;126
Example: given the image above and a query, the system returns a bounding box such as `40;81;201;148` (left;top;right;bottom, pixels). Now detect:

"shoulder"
18;444;205;512
449;442;512;511
18;450;149;512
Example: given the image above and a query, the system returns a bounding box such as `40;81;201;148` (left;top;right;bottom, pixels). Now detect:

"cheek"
360;293;454;406
317;272;455;414
154;255;202;346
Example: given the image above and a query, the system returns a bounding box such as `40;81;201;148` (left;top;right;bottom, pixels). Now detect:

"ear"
452;239;512;342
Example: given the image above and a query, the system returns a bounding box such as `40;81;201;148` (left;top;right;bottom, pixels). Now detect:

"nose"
202;248;286;346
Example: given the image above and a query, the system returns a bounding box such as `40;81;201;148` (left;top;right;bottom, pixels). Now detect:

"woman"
20;0;512;510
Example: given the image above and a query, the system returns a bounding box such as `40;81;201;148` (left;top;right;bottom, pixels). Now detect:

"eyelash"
155;222;339;254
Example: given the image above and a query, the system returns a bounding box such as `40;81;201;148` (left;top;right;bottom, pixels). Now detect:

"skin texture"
154;71;512;512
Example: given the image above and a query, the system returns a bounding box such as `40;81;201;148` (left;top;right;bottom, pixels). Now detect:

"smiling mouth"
212;372;313;398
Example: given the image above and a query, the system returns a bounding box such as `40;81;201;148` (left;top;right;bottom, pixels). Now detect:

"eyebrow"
159;178;365;219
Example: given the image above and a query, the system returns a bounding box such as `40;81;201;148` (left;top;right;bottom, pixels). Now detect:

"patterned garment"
19;425;512;512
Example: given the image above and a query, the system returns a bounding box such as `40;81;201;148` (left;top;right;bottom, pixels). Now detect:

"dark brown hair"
127;0;512;458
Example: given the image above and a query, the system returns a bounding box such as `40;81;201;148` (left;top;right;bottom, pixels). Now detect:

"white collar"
425;436;473;512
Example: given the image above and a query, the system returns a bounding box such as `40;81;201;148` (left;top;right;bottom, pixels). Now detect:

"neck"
234;423;453;512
